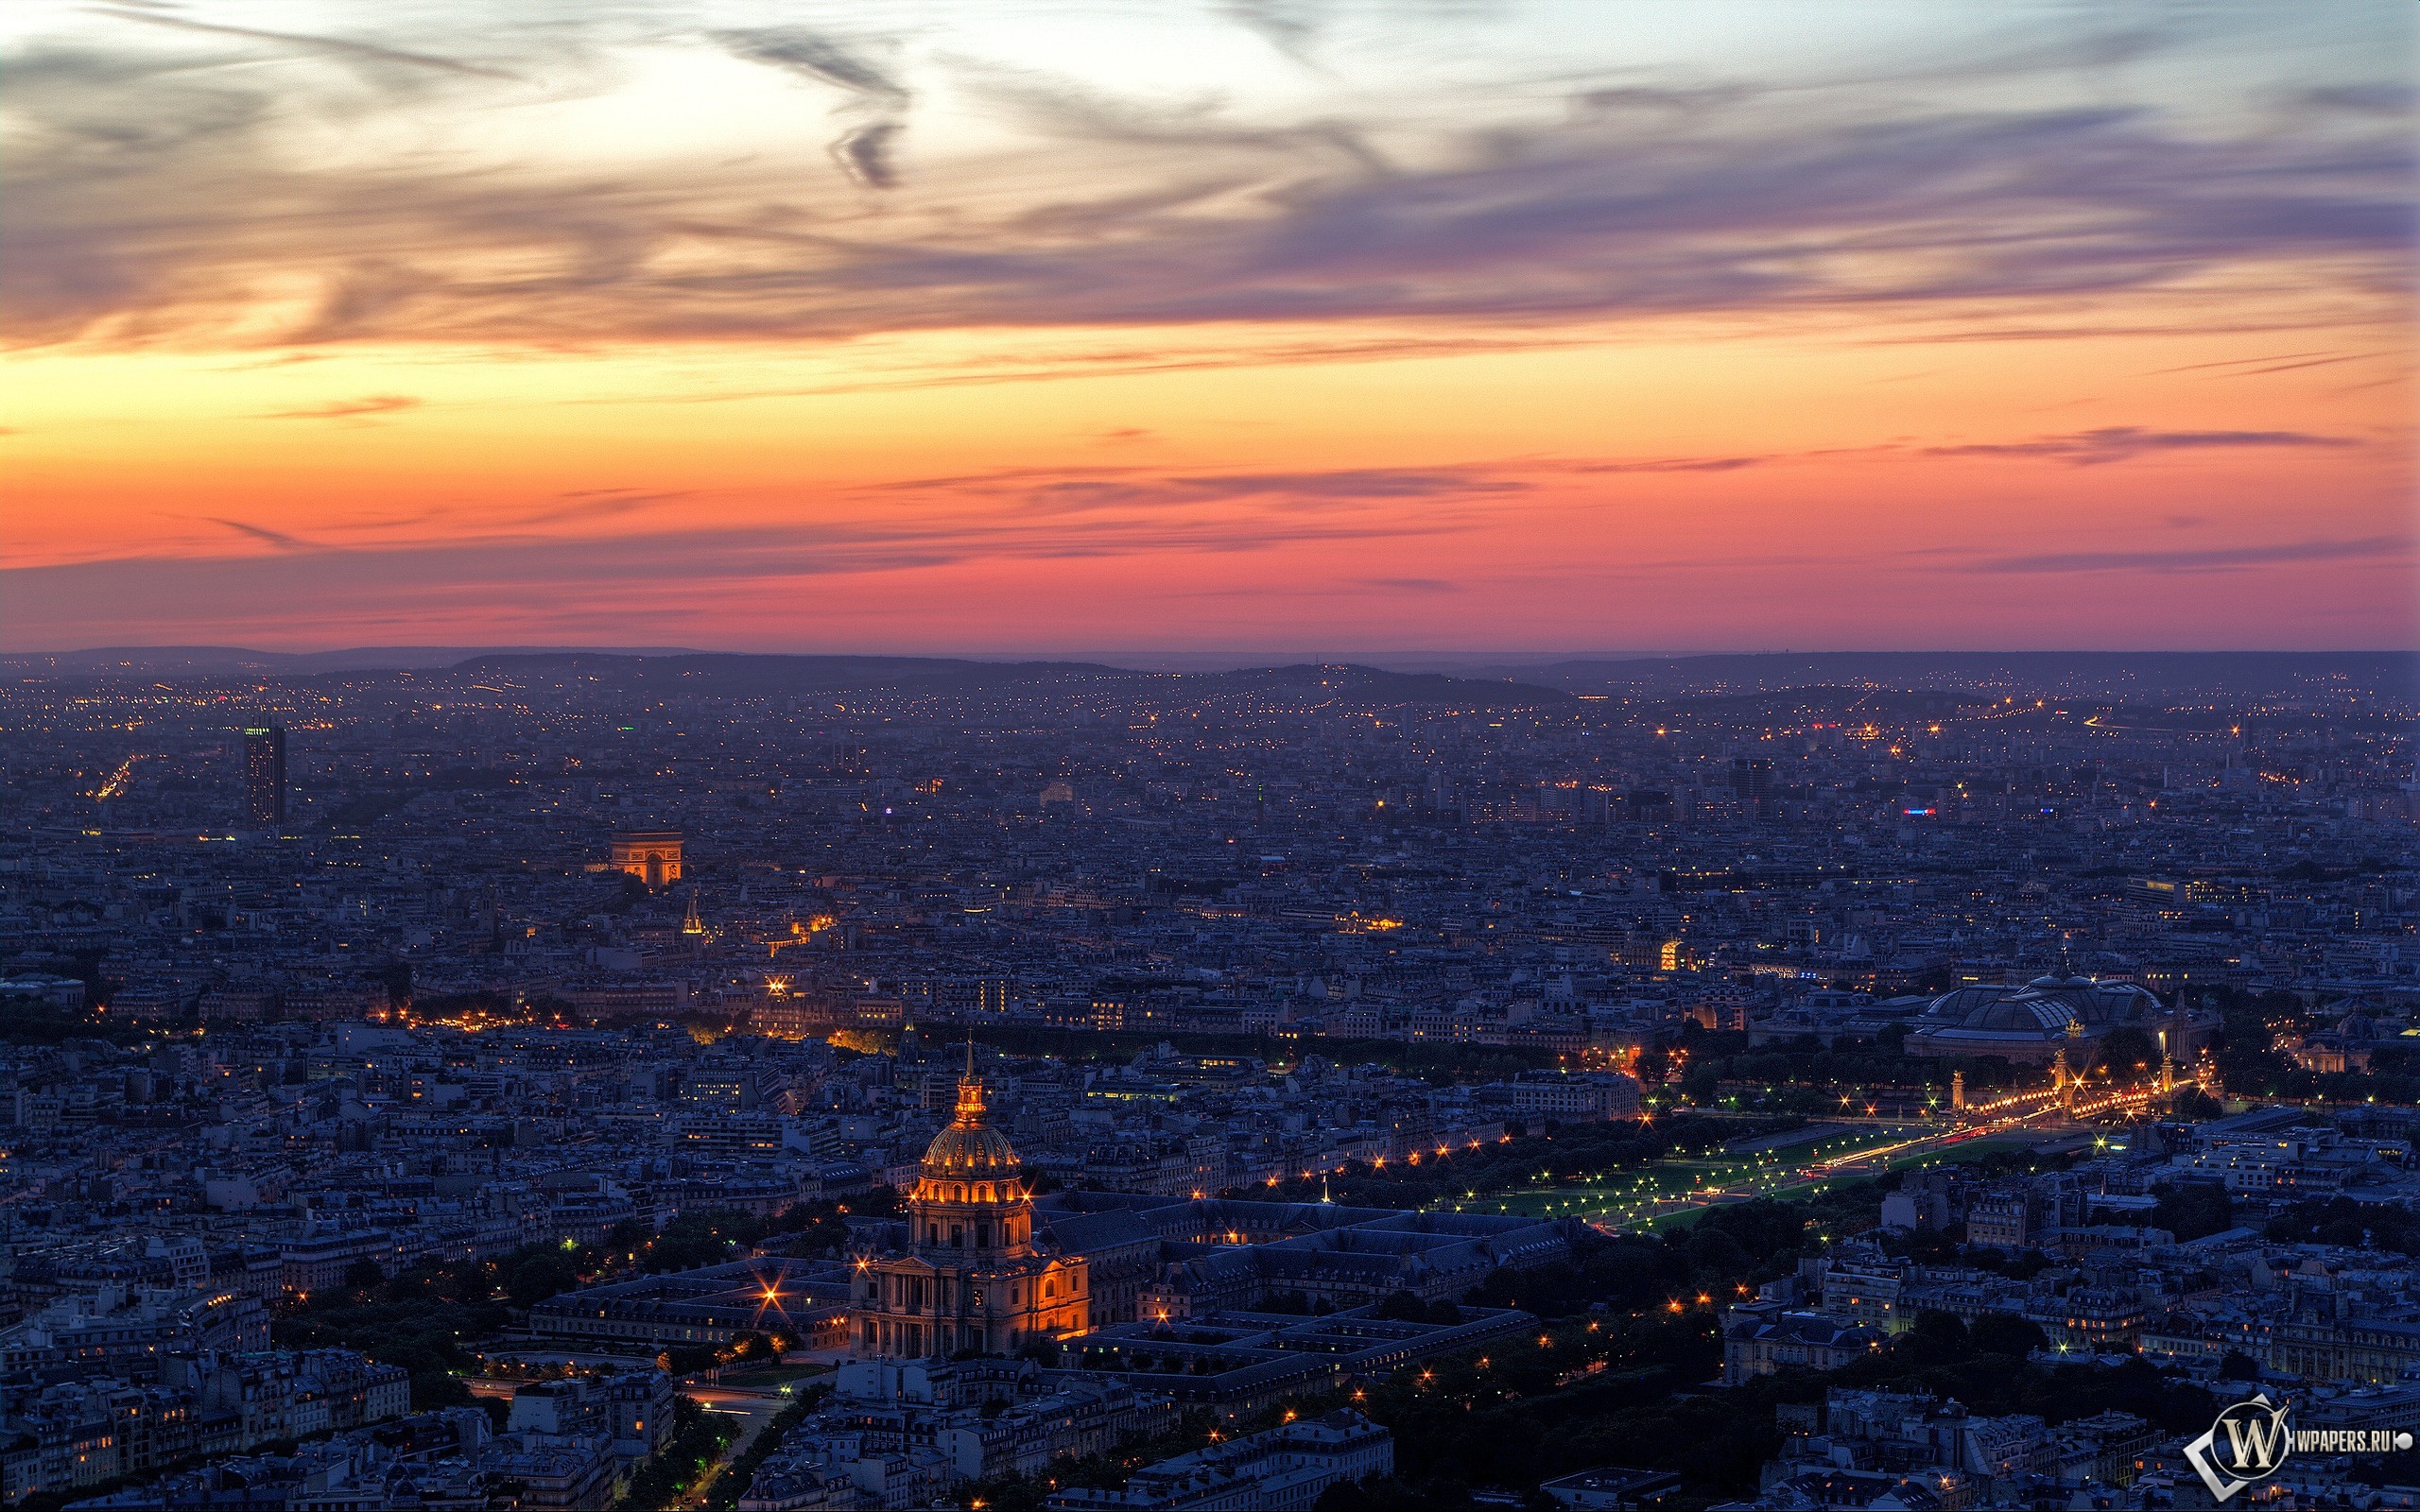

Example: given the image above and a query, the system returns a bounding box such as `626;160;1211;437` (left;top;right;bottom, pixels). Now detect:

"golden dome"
920;1075;1022;1177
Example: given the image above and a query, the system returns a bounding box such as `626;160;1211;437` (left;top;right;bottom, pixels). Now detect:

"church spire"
955;1036;986;1125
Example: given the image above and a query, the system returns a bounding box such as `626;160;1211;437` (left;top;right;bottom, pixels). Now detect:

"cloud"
1923;426;2358;465
201;517;316;551
1358;576;1457;593
86;7;522;80
2301;82;2416;117
1219;1;1328;68
1576;84;1758;117
831;121;903;189
1562;455;1769;474
716;29;908;189
1;506;1468;632
1969;535;2404;574
862;462;1532;515
0;10;2408;356
715;31;907;102
253;394;422;421
514;489;693;524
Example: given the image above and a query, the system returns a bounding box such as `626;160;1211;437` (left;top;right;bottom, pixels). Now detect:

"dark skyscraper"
1729;756;1773;805
244;726;285;831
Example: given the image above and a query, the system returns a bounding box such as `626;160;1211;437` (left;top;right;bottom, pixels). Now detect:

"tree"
1892;1310;1971;1368
2096;1027;2158;1077
341;1258;387;1293
658;1343;720;1376
2152;1183;2235;1243
2170;1088;2224;1121
727;1331;774;1364
1374;1290;1428;1323
2220;1349;2261;1381
508;1254;579;1309
1970;1314;2048;1358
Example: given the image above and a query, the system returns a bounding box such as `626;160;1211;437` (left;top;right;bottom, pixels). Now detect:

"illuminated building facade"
242;726;285;831
850;1069;1089;1358
610;829;683;887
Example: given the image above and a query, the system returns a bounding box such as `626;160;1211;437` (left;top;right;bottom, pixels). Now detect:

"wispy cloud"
1923;426;2358;465
1970;535;2404;574
86;7;522;80
4;9;2407;352
3;506;1468;627
254;394;422;421
715;29;910;189
1562;455;1769;474
861;462;1532;514
200;517;316;551
514;489;693;524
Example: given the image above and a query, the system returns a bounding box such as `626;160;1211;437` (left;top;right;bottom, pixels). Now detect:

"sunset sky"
4;1;2412;655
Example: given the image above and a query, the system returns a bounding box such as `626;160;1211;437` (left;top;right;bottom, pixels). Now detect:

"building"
1063;1305;1533;1418
1539;1466;1685;1510
1722;1311;1889;1384
528;1257;852;1352
1963;1190;2040;1253
849;1065;1091;1357
1901;967;2214;1066
242;726;285;831
1491;1070;1643;1124
611;830;684;887
1043;1410;1392;1511
738;1359;1169;1509
1818;1251;1912;1335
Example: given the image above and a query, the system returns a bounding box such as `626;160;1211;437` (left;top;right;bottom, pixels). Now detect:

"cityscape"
4;0;2415;1509
0;647;2413;1509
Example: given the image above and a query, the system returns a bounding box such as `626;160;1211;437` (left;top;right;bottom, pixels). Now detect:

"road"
1582;1106;2106;1233
1429;1103;2108;1236
670;1381;799;1510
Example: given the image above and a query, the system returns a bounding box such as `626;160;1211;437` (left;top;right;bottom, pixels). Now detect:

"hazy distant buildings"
242;725;285;831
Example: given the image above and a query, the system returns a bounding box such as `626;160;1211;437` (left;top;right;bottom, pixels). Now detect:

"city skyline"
2;644;2411;1508
5;2;2413;653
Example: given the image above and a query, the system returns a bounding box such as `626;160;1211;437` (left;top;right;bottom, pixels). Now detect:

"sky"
3;1;2413;655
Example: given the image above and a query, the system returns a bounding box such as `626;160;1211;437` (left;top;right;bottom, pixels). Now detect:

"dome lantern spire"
955;1035;985;1125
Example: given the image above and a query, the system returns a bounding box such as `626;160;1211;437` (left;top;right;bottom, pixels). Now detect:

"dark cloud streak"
86;7;522;80
716;29;909;189
253;394;421;421
1924;425;2358;465
1970;535;2402;574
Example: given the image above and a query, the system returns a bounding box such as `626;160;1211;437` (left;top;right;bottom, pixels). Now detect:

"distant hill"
0;645;1565;707
429;652;1571;707
10;645;2405;702
0;645;702;677
1450;651;2417;701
